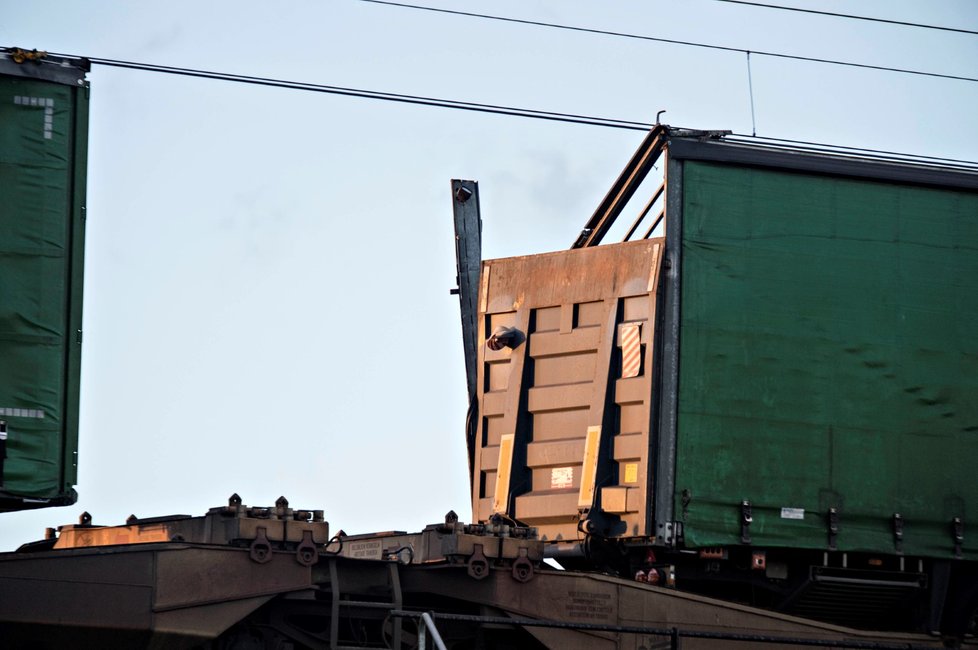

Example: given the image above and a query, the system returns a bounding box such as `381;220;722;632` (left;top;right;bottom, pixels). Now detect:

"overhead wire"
63;54;652;132
5;48;975;169
709;0;978;36
355;0;978;84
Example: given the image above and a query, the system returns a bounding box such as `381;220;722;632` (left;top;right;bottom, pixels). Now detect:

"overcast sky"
1;1;976;550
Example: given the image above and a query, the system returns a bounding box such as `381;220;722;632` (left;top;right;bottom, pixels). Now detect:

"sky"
1;0;976;551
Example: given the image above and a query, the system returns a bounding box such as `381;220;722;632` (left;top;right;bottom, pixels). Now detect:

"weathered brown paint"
473;239;664;540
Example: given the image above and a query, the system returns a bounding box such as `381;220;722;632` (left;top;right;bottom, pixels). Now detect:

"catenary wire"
709;0;978;36
70;55;652;131
6;48;976;169
355;0;978;84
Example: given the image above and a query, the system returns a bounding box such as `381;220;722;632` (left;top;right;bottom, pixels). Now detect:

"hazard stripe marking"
621;322;642;378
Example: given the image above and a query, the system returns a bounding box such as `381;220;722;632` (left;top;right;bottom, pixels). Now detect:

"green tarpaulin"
676;161;978;559
0;73;86;506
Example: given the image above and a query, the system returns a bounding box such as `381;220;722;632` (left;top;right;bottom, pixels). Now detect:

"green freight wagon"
459;126;978;633
0;50;90;512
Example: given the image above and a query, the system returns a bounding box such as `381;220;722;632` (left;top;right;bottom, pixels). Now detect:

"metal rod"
641;209;665;240
420;612;448;650
622;181;665;242
573;125;667;248
747;50;757;137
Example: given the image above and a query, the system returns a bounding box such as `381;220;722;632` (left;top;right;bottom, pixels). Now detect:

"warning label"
551;466;573;489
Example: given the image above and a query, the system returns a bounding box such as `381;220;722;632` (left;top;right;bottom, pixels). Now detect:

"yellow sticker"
492;434;515;515
624;463;638;484
578;426;602;509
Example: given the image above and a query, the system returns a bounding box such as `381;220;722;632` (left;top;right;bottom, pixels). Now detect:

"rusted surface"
473;238;664;541
51;496;328;551
399;566;952;649
0;540;958;648
0;544;311;649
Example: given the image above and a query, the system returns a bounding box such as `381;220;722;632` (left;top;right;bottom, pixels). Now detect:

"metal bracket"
827;508;839;551
951;517;963;560
250;526;272;563
512;548;534;583
892;513;904;554
467;543;489;580
296;529;317;566
740;500;752;545
660;521;677;546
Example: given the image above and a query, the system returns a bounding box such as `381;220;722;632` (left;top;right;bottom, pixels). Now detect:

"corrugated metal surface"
0;57;88;510
675;160;978;559
472;239;663;541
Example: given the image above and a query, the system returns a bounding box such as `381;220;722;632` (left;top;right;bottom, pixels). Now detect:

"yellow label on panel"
578;425;602;509
624;463;639;484
492;433;515;515
648;242;662;292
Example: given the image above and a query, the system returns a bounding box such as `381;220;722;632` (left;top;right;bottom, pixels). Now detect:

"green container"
0;52;89;511
670;154;978;559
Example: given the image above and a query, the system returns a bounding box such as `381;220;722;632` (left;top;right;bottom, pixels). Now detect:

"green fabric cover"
676;160;978;559
0;75;82;501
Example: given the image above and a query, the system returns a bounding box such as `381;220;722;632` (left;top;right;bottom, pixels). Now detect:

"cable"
745;52;757;137
710;0;978;36
7;47;976;169
356;0;978;84
72;54;652;132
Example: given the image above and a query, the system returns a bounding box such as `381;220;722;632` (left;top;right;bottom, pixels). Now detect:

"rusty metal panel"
472;239;663;541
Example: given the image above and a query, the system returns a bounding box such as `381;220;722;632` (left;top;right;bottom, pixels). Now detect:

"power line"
8;48;975;169
71;54;978;169
58;54;651;132
710;0;978;36
356;0;978;84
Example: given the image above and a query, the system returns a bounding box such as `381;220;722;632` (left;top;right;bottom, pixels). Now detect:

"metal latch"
827;508;839;550
951;517;964;560
892;513;904;554
740;500;752;544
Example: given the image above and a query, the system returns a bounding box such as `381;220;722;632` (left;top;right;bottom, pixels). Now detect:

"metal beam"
572;125;668;248
451;179;482;478
666;138;978;192
654;156;683;547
